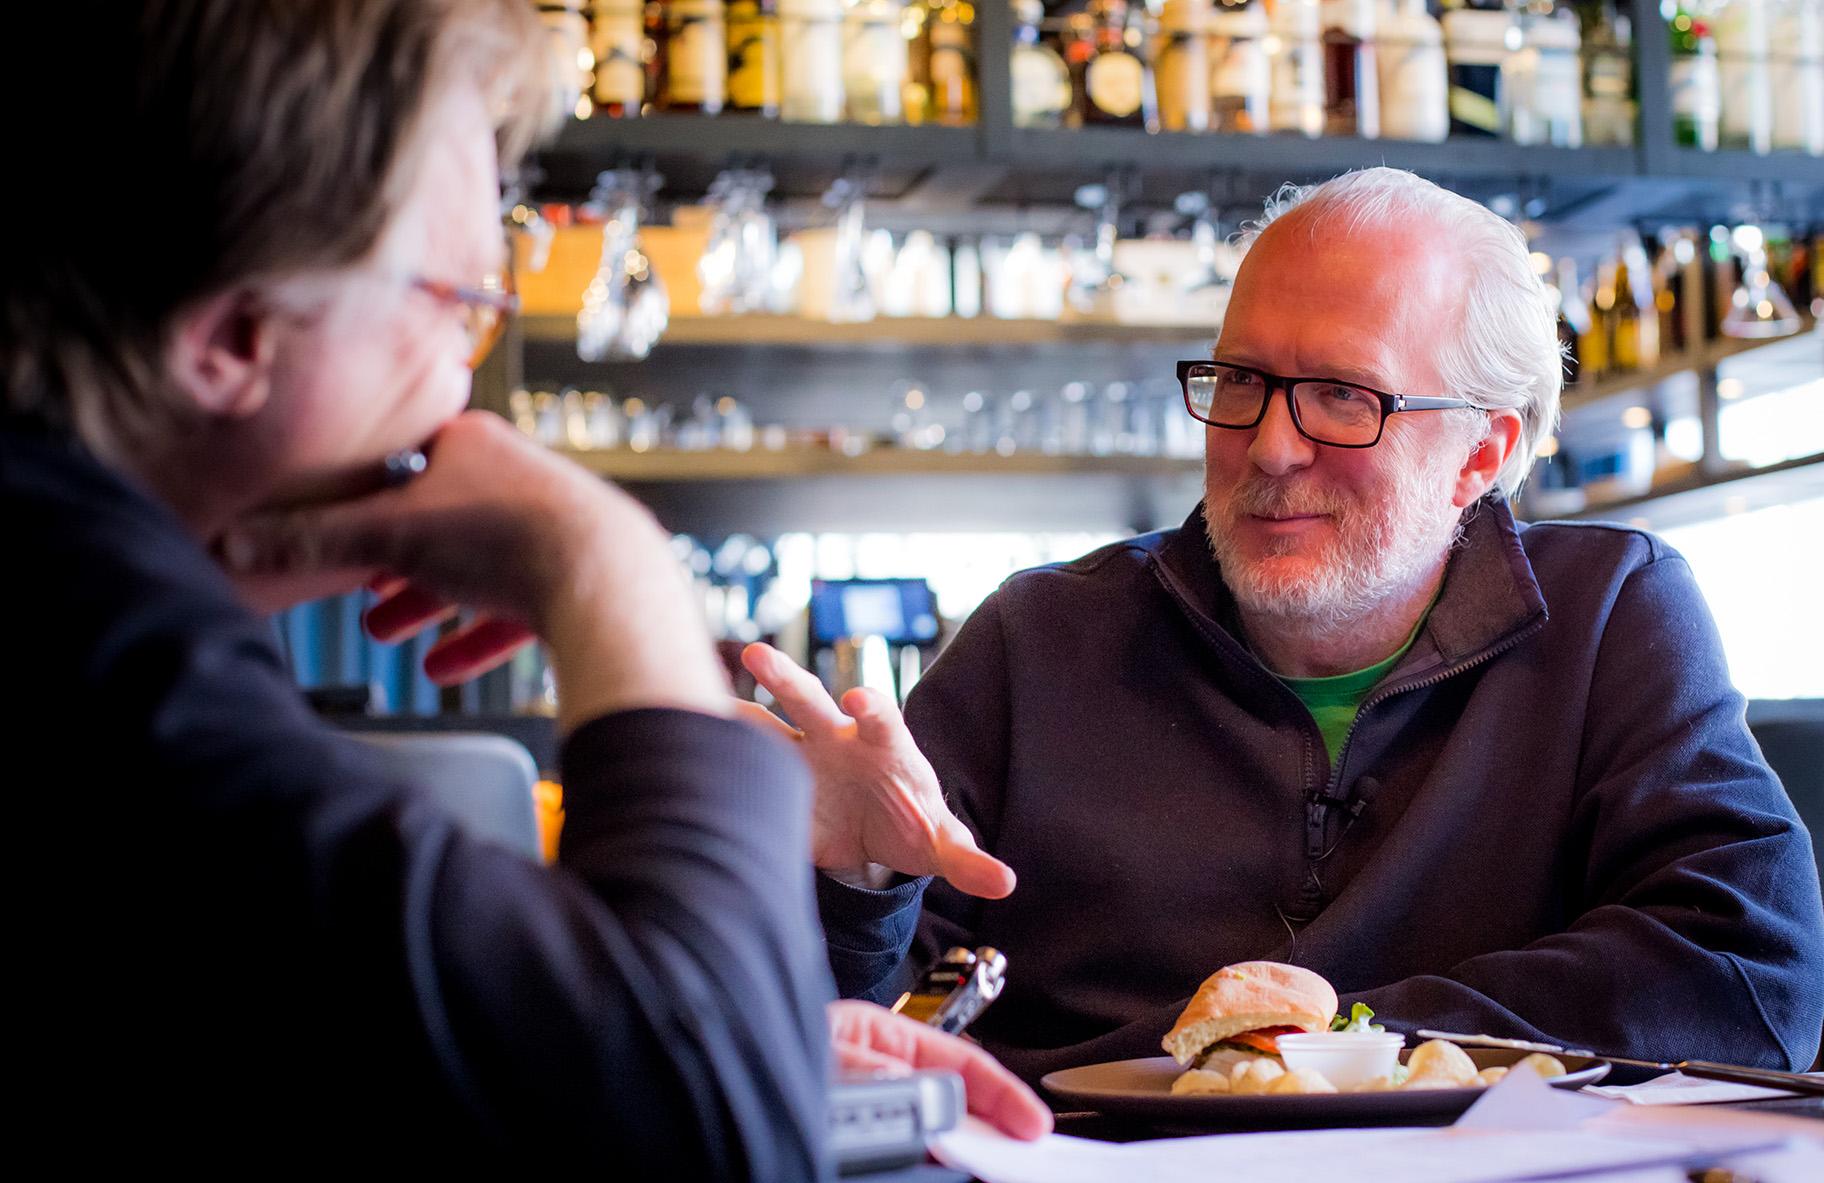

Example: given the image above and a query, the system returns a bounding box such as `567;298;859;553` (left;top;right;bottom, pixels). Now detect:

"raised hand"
220;411;729;729
739;641;1015;900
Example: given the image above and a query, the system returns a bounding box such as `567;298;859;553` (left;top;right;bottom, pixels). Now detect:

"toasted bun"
1162;961;1338;1066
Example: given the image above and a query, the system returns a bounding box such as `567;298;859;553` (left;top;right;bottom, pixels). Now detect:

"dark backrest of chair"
344;731;542;860
1746;701;1824;1072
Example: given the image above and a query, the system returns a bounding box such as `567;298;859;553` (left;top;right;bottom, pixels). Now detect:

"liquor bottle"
590;0;649;116
726;0;781;116
1209;0;1271;134
1156;0;1212;132
1378;0;1448;143
779;0;845;121
544;0;594;122
1441;0;1513;138
1074;0;1156;130
1714;0;1773;153
1504;3;1581;147
1651;231;1692;358
1669;2;1720;150
658;0;728;113
1581;258;1614;383
1579;0;1635;146
844;0;908;123
1321;0;1379;138
1554;257;1589;388
1770;0;1824;154
1611;240;1660;371
1011;0;1072;127
925;0;980;126
1269;0;1325;137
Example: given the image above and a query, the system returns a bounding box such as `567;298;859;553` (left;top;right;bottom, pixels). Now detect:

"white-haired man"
743;168;1824;1082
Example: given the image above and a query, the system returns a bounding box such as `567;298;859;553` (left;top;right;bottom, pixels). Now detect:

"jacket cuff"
816;869;928;954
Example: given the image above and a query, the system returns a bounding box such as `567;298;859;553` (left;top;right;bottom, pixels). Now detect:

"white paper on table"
1584;1070;1824;1106
930;1067;1804;1183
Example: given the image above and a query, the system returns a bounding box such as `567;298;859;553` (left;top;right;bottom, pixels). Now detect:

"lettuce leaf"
1330;1002;1384;1033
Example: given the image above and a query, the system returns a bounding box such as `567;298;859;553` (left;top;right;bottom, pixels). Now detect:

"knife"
1415;1030;1824;1096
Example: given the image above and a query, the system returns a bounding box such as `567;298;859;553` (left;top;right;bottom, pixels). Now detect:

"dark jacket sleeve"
10;430;836;1173
1347;551;1824;1070
814;593;1015;1002
420;710;836;1175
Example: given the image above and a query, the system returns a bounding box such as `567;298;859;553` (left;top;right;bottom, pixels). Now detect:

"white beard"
1204;438;1470;638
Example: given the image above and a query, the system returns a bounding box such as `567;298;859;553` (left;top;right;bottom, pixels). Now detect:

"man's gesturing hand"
828;1000;1051;1142
738;642;1015;900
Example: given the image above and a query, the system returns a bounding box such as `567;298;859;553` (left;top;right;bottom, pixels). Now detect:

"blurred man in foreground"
7;1;1045;1170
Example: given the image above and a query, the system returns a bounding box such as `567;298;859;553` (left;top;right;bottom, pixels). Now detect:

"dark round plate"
1041;1047;1610;1127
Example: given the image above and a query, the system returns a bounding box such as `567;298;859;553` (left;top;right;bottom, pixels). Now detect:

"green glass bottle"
1668;2;1719;150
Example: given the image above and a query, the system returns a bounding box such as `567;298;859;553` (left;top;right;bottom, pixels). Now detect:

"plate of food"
1041;961;1609;1126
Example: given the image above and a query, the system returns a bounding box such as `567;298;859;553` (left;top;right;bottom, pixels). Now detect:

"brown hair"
4;0;550;442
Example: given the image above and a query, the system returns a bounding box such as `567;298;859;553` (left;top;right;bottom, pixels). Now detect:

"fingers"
826;1002;1052;1142
832;1039;913;1078
731;699;802;743
422;617;535;685
740;642;850;737
364;582;457;644
933;823;1019;901
839;687;911;749
220;492;413;580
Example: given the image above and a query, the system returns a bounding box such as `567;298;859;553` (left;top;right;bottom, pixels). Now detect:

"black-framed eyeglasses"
1176;360;1478;449
411;271;518;369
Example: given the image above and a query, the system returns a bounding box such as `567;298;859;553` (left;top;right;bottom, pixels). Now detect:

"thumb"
932;820;1017;901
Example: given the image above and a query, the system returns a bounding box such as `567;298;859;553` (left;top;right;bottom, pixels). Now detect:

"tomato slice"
1227;1026;1303;1055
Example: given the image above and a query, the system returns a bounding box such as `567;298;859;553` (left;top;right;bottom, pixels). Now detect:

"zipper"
1148;551;1548;864
1323;612;1550;814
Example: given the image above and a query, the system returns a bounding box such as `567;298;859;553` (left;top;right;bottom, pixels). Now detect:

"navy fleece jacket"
819;498;1824;1084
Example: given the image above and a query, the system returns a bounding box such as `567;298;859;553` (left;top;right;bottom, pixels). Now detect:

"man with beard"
740;168;1824;1083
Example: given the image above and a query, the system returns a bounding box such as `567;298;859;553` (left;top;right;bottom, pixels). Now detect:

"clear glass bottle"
1669;1;1721;150
844;0;908;123
726;0;782;116
658;0;728;113
780;0;846;121
1377;0;1447;142
1269;0;1324;136
925;0;981;125
1714;0;1774;154
590;0;650;116
1011;0;1072;128
1441;0;1514;139
1320;0;1379;138
1156;0;1211;132
1770;0;1824;155
1209;0;1270;134
1504;2;1582;147
1579;0;1635;147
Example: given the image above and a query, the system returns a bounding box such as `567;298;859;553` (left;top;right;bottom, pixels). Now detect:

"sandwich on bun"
1163;960;1338;1076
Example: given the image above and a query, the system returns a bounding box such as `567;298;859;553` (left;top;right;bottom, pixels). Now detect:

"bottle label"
1157;35;1208;130
1669;54;1720;122
1211;36;1268;102
1087;50;1144;117
590;2;645;106
669;11;727;106
780;15;844;122
727;11;780;109
1011;45;1071;124
843;15;907;104
1447;62;1501;135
